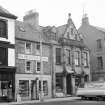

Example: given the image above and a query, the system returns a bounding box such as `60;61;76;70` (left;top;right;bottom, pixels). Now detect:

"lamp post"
39;28;44;101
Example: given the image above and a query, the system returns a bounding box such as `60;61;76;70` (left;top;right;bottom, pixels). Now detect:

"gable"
63;20;80;41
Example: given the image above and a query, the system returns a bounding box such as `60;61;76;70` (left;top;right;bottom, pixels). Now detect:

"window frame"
19;80;29;97
83;52;88;67
0;47;8;66
0;19;8;39
97;39;102;49
56;48;61;65
66;49;71;65
25;60;33;73
97;56;103;70
25;42;32;54
43;80;48;96
36;61;41;73
74;51;80;66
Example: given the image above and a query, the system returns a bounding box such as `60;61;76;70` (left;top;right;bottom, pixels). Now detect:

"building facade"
43;14;90;97
15;10;52;101
78;14;105;81
0;6;17;101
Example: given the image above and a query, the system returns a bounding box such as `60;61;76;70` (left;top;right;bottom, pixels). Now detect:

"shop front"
0;67;16;102
16;74;51;101
55;73;73;97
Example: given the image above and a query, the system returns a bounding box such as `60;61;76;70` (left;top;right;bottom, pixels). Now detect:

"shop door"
66;74;72;95
31;80;39;100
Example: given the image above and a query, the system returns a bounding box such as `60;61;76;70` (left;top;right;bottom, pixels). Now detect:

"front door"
66;74;72;95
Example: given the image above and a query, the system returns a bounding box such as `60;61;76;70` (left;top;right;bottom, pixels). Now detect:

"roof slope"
0;6;17;19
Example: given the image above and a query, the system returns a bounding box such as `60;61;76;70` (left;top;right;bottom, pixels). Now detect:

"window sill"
25;71;33;73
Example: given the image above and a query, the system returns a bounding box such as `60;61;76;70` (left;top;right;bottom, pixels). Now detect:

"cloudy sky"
0;0;105;28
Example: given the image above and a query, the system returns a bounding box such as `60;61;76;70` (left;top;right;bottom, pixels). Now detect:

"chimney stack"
23;9;39;29
82;14;89;25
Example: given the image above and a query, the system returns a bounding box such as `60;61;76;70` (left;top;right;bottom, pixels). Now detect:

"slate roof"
15;20;50;43
0;6;17;19
95;26;105;33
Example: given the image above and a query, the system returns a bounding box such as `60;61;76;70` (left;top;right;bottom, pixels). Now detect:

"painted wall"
8;48;15;66
0;16;15;44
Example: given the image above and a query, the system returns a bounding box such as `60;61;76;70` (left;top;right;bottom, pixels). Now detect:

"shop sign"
18;54;48;62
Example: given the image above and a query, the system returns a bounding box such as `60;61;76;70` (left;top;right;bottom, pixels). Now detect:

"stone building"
0;6;17;101
15;10;52;101
78;14;105;81
43;14;90;97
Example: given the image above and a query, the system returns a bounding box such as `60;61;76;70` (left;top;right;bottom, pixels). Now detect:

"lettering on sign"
18;54;48;62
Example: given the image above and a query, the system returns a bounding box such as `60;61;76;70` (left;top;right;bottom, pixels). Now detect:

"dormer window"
0;19;7;38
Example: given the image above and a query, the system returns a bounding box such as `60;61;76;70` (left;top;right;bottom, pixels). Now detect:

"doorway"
66;74;72;95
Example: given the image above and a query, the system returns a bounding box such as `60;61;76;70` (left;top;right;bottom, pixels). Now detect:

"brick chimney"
23;9;39;28
82;14;89;25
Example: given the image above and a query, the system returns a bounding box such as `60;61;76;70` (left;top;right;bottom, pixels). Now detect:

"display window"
19;80;29;97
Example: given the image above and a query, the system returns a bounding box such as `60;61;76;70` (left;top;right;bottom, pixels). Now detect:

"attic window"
19;26;25;32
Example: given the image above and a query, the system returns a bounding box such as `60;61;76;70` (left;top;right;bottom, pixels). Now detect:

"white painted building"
0;6;17;102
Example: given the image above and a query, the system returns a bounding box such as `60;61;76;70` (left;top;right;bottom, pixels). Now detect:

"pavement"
0;96;81;105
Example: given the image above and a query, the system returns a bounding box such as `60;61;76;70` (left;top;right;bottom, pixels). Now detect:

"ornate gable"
64;13;80;41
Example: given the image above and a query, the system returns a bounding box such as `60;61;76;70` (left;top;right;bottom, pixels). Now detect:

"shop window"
56;75;63;92
19;80;29;97
36;61;41;73
0;19;7;38
43;81;48;96
56;48;61;65
74;51;80;66
25;42;32;54
25;60;33;73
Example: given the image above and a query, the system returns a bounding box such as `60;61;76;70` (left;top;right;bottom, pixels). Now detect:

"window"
97;39;102;49
74;51;80;66
56;48;61;65
70;28;73;35
25;42;32;54
36;61;41;73
19;80;29;97
56;75;63;92
0;47;8;66
83;52;88;67
66;49;71;65
43;81;48;96
0;20;7;38
36;43;40;50
97;56;103;69
25;61;33;72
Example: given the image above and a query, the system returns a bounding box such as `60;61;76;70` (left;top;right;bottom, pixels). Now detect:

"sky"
0;0;105;28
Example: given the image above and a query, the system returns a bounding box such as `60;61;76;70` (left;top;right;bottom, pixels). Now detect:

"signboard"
18;54;48;62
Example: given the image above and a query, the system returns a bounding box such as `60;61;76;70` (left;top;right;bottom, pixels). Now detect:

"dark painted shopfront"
0;67;15;102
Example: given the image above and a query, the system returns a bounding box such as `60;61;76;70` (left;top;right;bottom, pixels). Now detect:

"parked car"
76;81;105;101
